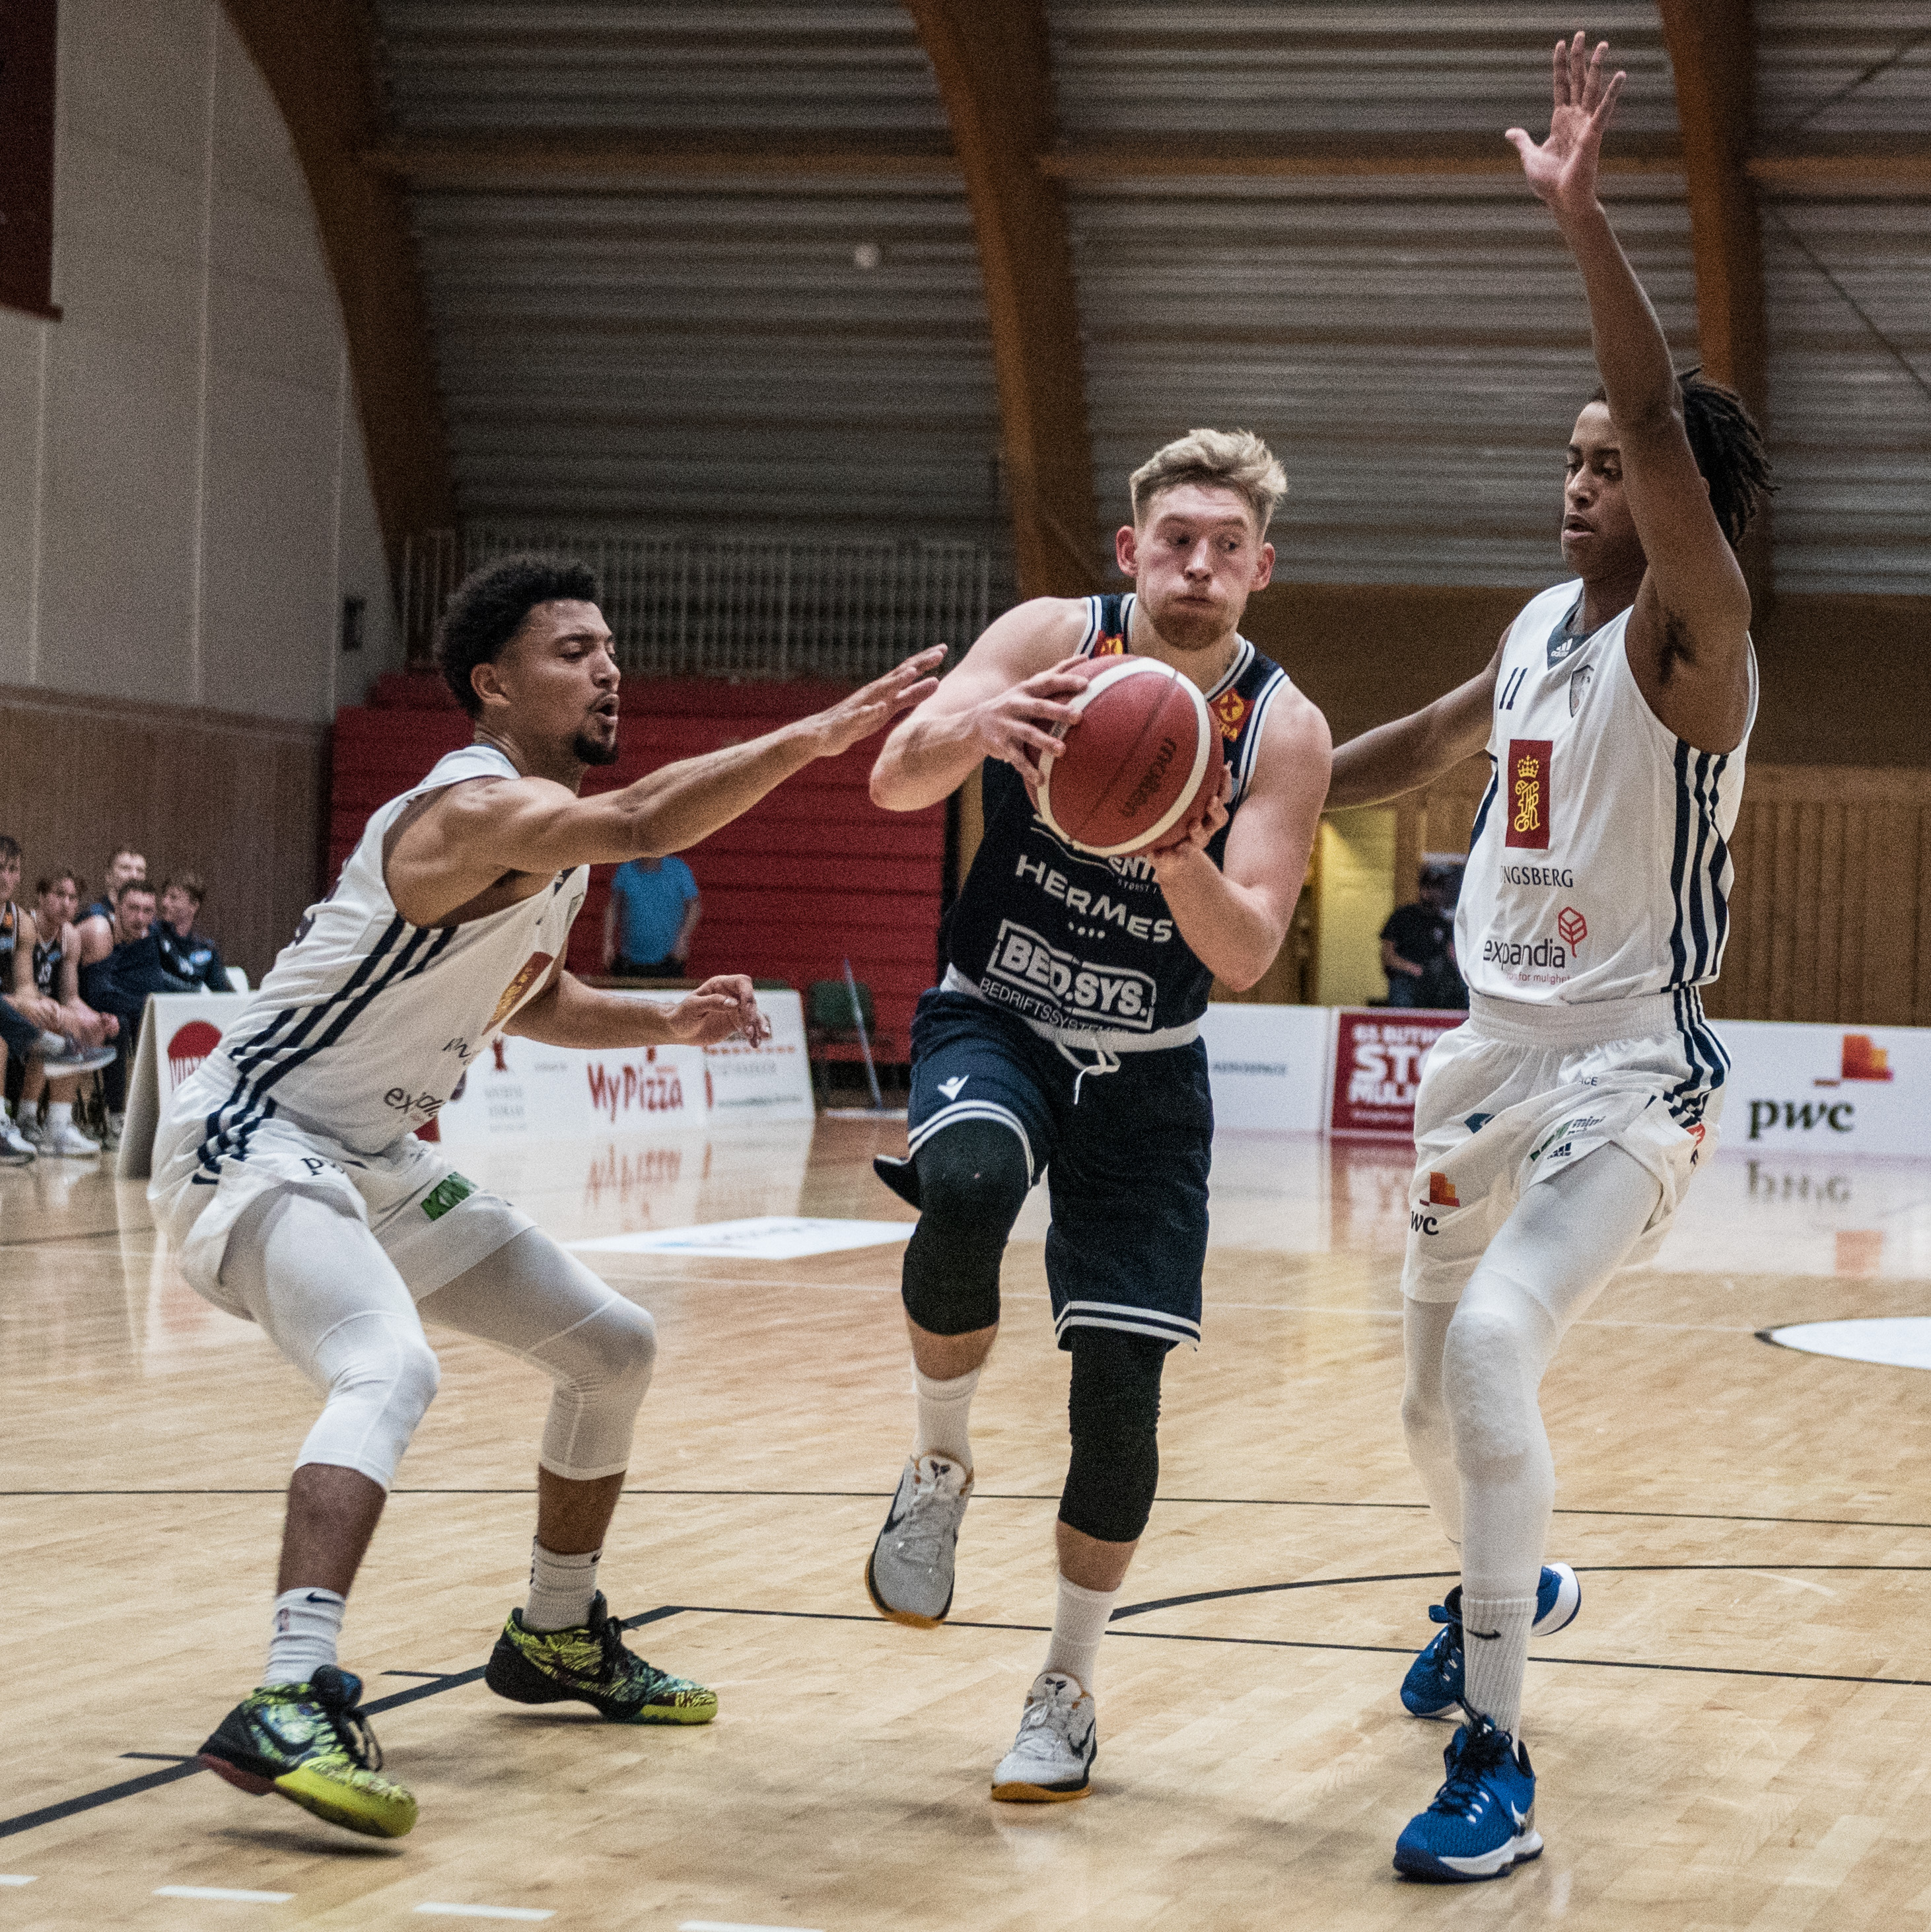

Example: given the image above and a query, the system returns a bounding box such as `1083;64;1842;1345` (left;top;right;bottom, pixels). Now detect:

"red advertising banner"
1328;1008;1465;1139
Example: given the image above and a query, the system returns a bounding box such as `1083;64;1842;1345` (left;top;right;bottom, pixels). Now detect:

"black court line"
0;1228;125;1248
0;1607;682;1842
13;1487;1931;1535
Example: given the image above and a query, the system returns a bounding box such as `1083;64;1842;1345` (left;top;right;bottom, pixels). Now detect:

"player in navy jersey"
1325;38;1773;1880
864;429;1331;1803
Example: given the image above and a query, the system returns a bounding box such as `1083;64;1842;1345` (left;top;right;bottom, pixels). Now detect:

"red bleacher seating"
328;673;945;1054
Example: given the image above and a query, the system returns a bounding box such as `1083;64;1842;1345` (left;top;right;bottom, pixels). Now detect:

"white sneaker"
865;1452;973;1627
0;1118;34;1164
37;1037;116;1076
991;1670;1097;1803
102;1112;125;1152
44;1120;101;1157
17;1114;47;1150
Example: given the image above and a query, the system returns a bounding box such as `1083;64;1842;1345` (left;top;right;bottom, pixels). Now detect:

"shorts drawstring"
1057;1043;1121;1106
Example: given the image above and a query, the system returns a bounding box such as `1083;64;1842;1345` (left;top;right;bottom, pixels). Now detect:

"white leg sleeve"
1445;1143;1660;1731
419;1229;656;1483
1401;1297;1462;1548
220;1191;442;1492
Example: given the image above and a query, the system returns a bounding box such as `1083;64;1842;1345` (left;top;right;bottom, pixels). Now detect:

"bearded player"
150;555;940;1838
1326;40;1773;1880
864;431;1331;1802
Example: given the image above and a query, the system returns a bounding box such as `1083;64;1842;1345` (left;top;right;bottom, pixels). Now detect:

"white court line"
680;1921;826;1932
1739;1569;1839;1598
154;1886;293;1903
415;1907;555;1923
0;1875;38;1886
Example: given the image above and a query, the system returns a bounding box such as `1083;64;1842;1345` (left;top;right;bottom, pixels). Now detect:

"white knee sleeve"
421;1230;657;1483
1401;1297;1462;1546
295;1311;442;1490
221;1190;442;1493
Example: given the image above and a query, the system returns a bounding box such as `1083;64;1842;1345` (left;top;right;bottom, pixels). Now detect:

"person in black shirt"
1380;859;1467;1009
78;878;195;1145
157;873;231;993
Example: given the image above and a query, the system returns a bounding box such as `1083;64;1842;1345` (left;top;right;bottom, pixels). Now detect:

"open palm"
1507;32;1625;215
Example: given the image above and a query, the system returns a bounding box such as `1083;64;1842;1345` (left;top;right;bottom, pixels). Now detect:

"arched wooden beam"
1655;0;1769;420
221;1;455;569
902;0;1098;598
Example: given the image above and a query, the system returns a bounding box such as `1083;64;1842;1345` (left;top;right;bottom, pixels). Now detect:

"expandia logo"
1557;906;1588;948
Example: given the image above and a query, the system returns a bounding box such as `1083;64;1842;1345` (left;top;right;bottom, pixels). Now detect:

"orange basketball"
1037;656;1224;857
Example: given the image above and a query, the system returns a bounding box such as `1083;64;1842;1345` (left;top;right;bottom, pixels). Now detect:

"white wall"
0;0;402;723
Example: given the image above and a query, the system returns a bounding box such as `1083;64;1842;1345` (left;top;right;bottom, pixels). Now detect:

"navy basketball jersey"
942;593;1290;1046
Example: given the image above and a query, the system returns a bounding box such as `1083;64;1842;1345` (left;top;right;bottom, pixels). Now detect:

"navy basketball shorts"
905;988;1213;1351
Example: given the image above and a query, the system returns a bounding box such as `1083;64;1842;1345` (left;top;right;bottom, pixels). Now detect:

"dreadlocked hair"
1592;368;1774;550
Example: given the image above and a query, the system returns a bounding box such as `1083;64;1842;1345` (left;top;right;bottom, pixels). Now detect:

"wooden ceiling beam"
1041;131;1687;179
221;1;455;569
903;0;1098;598
363;133;960;186
1749;140;1931;194
1656;0;1770;419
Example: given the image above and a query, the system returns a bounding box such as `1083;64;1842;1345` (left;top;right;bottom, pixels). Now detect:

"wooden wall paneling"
0;684;326;981
1916;805;1931;1028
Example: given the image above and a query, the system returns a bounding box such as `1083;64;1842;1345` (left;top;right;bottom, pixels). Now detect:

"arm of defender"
1147;690;1332;992
505;965;769;1051
869;598;1094;812
401;647;946;903
1514;34;1751;752
1324;639;1502;809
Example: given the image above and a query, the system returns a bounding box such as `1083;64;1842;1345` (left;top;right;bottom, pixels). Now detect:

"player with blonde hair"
864;429;1330;1802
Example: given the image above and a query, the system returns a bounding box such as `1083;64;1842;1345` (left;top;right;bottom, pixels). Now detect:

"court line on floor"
0;1610;684;1842
11;1574;1931;1847
11;1487;1931;1534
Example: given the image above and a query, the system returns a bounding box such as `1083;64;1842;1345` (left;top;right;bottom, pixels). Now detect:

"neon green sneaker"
485;1591;717;1724
198;1666;416;1838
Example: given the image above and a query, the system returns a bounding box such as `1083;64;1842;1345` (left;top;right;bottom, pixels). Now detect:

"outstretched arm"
1511;32;1752;752
392;648;944;923
507;965;769;1050
1324;637;1502;809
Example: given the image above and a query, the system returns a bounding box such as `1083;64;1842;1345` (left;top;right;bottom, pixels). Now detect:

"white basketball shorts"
1401;987;1726;1304
150;1102;532;1318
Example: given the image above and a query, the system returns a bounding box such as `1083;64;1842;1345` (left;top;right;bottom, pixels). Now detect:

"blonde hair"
1129;428;1287;534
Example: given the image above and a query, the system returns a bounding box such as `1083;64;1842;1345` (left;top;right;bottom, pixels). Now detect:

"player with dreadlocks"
1324;34;1772;1881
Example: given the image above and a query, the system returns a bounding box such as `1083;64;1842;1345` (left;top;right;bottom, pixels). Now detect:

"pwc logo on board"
1837;1034;1893;1083
1745;1032;1899;1141
167;1020;223;1086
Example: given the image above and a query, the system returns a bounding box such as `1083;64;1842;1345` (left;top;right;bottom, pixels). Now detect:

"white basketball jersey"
1457;580;1757;1006
177;744;587;1160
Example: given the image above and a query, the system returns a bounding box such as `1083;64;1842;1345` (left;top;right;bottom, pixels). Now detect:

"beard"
571;727;621;767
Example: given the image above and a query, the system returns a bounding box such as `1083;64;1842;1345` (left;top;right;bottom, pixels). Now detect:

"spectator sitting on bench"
78;878;195;1150
81;843;145;925
157;872;230;993
15;869;120;1158
604;853;701;979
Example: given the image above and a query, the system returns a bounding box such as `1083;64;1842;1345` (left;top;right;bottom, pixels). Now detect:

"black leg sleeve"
899;1120;1031;1336
1058;1326;1169;1544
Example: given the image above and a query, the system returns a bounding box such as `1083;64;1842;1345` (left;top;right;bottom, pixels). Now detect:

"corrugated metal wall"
372;3;1008;552
1757;2;1931;596
1049;3;1693;587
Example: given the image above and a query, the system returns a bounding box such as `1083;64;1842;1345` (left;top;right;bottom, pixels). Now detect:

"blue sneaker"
1399;1564;1582;1718
1393;1710;1541;1882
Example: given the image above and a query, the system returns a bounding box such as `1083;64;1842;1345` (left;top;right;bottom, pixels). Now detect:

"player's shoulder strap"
1212;637;1292;804
1079;592;1133;658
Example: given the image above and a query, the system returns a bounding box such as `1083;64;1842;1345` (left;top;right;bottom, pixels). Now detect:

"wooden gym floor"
7;1118;1931;1930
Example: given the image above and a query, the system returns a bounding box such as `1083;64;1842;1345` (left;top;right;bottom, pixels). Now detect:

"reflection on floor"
5;1122;1931;1930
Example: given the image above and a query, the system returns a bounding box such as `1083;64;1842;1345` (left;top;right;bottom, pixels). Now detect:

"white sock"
524;1541;600;1632
1461;1593;1536;1737
1043;1573;1117;1694
912;1363;979;1467
48;1100;71;1129
265;1587;346;1686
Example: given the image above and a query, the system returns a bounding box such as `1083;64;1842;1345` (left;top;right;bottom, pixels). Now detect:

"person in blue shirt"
157;873;231;993
602;855;701;978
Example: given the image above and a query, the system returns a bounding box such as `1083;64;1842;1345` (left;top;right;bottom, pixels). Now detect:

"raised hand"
666;974;769;1046
806;646;948;758
1506;31;1625;219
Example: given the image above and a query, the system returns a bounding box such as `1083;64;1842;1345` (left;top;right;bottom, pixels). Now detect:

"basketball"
1036;655;1224;857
